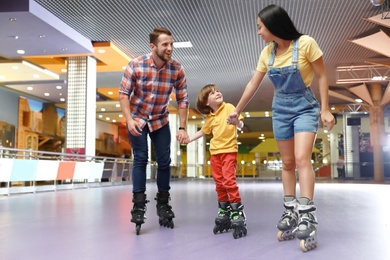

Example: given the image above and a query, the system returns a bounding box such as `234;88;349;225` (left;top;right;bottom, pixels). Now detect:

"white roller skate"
293;200;318;252
276;198;298;241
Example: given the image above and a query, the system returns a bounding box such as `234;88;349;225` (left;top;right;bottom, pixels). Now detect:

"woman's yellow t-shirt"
256;35;323;87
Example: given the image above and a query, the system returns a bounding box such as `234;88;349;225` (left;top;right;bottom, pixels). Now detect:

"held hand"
226;112;239;125
321;110;335;131
176;130;189;144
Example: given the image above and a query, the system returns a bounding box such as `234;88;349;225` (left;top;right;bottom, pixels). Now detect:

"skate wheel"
135;224;141;235
213;226;218;234
243;227;247;236
233;230;238;239
300;240;308;252
169;220;174;229
277;230;283;241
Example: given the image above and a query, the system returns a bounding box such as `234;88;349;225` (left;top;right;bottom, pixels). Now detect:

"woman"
227;4;335;252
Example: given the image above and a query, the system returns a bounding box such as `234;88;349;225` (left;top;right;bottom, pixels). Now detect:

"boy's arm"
189;130;205;143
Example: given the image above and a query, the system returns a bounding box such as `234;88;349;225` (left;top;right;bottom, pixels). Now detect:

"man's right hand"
127;119;142;136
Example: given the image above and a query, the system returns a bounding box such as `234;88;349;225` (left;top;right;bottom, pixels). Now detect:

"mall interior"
0;0;390;259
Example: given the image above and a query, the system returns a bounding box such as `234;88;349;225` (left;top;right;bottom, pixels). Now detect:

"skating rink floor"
1;178;389;260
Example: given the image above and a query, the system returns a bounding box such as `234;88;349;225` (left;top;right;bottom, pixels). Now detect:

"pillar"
186;124;197;178
368;83;384;183
66;56;96;157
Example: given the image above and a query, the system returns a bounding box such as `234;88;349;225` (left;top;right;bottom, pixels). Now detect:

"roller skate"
131;192;149;235
213;202;232;234
155;192;175;229
293;198;318;252
276;197;298;241
230;202;247;239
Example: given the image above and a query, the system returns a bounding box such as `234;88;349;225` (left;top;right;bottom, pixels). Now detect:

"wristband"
179;127;186;131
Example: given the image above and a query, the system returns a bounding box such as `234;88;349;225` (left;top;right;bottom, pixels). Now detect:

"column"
66;56;96;157
186;124;197;177
369;83;384;183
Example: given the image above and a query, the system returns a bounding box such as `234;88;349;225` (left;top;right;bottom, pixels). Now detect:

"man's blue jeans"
128;123;172;193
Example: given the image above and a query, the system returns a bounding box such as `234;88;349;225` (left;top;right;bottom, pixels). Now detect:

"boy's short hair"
196;84;218;115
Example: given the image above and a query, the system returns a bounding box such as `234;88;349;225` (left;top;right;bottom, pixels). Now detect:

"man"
119;27;189;234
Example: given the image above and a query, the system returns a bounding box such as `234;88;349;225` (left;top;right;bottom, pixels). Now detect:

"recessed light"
173;41;193;48
60;98;65;102
56;86;62;89
105;117;110;120
122;66;127;70
17;50;25;54
39;35;45;38
101;108;106;111
98;115;103;118
108;91;113;95
44;93;50;96
355;99;363;103
119;114;123;118
61;69;67;72
98;49;106;53
115;104;120;108
112;119;116;123
9;18;17;22
27;86;33;90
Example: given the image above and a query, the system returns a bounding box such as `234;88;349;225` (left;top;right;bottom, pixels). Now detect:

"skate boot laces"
282;203;298;222
294;207;317;233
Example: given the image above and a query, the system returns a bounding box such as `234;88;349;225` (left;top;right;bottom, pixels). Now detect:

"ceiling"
1;0;390;148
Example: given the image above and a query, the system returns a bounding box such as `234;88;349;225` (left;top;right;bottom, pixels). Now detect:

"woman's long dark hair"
258;4;303;40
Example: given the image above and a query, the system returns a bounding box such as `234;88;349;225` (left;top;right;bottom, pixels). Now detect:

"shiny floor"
0;178;389;260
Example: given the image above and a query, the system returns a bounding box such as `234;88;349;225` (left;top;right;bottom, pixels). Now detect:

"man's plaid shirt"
119;53;189;132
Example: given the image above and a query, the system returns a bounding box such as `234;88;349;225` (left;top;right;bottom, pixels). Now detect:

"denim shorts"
272;87;320;140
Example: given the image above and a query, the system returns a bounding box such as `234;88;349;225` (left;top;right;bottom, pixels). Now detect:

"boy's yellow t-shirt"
201;102;244;155
256;35;323;87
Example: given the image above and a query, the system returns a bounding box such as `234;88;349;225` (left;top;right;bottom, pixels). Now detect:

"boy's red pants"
210;152;241;203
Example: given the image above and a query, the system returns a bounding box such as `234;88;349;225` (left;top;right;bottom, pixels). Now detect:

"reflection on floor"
0;178;389;260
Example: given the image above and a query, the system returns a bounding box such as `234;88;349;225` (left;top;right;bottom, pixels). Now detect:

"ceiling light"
192;116;196;119
33;74;40;78
61;69;67;72
108;91;113;95
0;76;5;80
98;115;103;118
56;86;62;89
98;49;106;53
39;35;45;38
60;98;65;102
119;114;123;118
105;117;110;120
9;18;17;22
11;66;18;69
173;41;193;48
122;66;127;70
17;50;25;54
355;99;363;103
44;93;50;96
115;104;120;108
112;119;116;123
100;108;106;111
27;86;33;90
331;107;336;110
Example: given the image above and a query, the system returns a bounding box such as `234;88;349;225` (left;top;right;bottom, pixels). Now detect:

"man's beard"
156;50;171;62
